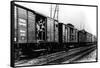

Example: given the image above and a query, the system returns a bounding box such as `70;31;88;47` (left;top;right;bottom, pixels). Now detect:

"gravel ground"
73;49;97;62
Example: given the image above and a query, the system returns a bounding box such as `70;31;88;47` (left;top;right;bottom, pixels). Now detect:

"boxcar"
78;30;87;43
66;23;78;43
46;17;60;52
14;5;48;60
86;32;93;43
47;17;59;42
58;23;78;49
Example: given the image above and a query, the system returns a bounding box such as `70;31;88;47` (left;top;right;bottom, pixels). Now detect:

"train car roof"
78;29;89;34
79;29;95;36
66;23;74;27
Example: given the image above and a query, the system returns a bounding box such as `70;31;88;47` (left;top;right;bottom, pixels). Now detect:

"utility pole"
50;4;59;20
50;4;52;18
57;5;59;21
53;4;59;20
50;4;59;41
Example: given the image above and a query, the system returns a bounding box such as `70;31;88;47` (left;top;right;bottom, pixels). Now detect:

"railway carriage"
66;23;78;43
77;30;96;46
91;35;97;43
66;23;78;48
86;32;92;43
58;23;78;49
78;30;87;43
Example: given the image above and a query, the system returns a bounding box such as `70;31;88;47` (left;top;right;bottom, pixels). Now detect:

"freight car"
85;32;97;45
77;29;97;46
91;35;97;43
78;30;87;42
78;29;87;46
58;23;78;49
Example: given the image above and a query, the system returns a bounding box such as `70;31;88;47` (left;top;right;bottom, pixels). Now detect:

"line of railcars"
13;3;97;60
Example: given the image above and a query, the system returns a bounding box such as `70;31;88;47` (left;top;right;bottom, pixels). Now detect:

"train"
12;3;97;60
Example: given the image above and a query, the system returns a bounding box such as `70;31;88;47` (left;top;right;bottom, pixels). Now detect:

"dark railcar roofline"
79;29;95;36
59;22;78;30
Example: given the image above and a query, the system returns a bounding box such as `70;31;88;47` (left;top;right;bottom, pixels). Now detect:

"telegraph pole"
50;4;59;20
50;4;52;18
50;4;59;41
57;5;59;21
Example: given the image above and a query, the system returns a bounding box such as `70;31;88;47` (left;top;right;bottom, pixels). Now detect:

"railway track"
58;46;96;64
46;45;96;64
15;45;96;67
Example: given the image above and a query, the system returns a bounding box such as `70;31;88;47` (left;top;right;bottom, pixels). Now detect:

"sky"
15;2;97;36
